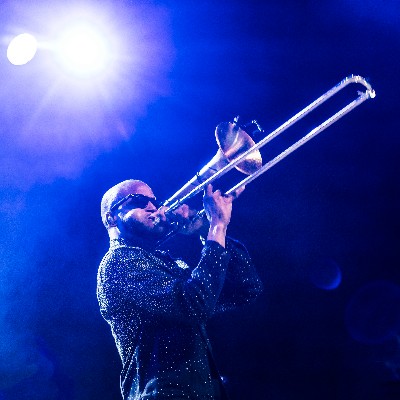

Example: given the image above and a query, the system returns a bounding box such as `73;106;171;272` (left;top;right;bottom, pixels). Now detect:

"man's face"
113;182;165;238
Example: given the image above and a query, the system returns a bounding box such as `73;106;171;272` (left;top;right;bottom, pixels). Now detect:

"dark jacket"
97;238;262;399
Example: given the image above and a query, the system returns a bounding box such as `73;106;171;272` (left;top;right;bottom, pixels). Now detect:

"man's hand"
155;184;244;245
170;204;208;236
203;184;245;248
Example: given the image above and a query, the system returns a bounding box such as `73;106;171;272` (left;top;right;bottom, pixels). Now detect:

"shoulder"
99;245;149;270
226;236;248;251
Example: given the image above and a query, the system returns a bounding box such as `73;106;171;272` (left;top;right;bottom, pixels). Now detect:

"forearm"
226;238;262;287
215;238;263;310
207;222;227;248
203;184;232;248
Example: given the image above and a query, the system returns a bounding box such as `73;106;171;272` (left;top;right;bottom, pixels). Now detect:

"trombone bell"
163;121;262;207
215;122;262;175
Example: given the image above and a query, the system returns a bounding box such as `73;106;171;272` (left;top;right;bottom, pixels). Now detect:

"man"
97;179;263;399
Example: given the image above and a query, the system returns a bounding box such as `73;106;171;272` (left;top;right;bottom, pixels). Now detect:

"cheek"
121;209;146;225
124;209;142;219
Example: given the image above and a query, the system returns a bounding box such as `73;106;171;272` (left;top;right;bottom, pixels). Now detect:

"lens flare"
309;258;342;290
7;33;38;65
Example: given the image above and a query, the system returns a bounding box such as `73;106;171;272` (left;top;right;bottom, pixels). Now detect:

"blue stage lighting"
56;24;109;77
0;1;173;188
7;33;38;65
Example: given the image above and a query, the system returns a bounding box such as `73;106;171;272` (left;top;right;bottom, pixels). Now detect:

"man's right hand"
203;184;244;248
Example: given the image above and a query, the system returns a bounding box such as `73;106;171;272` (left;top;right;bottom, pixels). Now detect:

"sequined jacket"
97;237;263;399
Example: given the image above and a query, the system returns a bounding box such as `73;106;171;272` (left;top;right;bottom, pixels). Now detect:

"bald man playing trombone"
97;179;263;400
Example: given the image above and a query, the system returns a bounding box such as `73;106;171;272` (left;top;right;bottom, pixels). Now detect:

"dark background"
0;1;399;399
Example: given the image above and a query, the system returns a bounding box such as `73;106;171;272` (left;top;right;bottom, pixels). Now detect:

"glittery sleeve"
97;241;231;324
214;237;263;312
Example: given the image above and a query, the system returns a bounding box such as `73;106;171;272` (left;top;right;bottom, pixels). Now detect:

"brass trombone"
161;74;375;219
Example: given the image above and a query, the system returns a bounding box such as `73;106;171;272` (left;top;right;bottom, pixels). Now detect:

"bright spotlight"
7;33;38;66
56;25;109;77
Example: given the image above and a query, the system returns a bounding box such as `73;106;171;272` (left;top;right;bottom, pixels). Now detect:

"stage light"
56;24;109;77
0;2;173;188
7;33;38;65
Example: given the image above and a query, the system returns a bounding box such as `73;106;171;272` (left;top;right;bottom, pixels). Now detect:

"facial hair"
119;214;166;241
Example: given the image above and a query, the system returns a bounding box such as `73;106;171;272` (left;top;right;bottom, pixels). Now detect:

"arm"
215;237;263;312
166;185;262;311
197;185;262;308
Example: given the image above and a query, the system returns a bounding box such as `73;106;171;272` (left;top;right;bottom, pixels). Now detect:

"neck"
109;229;158;252
127;235;158;251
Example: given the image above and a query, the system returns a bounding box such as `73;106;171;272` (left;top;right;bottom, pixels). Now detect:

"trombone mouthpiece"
153;216;161;226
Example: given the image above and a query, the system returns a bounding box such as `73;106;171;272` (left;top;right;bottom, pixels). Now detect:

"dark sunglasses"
110;194;163;212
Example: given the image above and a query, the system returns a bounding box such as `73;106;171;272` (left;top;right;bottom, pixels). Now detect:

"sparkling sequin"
97;237;262;399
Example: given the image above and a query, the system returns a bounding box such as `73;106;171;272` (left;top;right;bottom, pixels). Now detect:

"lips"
148;215;161;226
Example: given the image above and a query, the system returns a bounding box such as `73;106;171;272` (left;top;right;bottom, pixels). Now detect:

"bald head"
100;179;152;228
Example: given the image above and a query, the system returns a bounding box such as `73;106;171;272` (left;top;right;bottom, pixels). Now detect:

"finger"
222;193;235;204
176;205;198;219
213;189;222;199
179;204;190;219
187;207;198;218
204;184;213;197
169;206;190;226
174;204;189;217
231;185;246;199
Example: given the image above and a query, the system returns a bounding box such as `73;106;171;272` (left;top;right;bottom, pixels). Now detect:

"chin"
122;219;167;240
141;223;166;238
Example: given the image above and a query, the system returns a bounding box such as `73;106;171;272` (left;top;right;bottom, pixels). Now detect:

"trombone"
161;74;375;220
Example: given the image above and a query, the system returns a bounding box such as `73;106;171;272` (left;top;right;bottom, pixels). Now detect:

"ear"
106;211;117;228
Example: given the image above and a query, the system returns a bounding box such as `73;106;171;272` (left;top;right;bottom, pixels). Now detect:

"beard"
119;215;167;240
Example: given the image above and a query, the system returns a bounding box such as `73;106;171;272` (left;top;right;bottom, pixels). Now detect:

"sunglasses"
110;194;163;212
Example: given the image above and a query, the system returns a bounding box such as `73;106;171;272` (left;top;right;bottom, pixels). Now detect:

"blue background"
0;1;399;399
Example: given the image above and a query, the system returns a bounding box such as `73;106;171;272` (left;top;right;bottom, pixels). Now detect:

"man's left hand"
170;204;209;236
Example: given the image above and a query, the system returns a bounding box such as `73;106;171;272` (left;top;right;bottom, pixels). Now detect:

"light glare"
7;33;38;66
57;25;109;77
